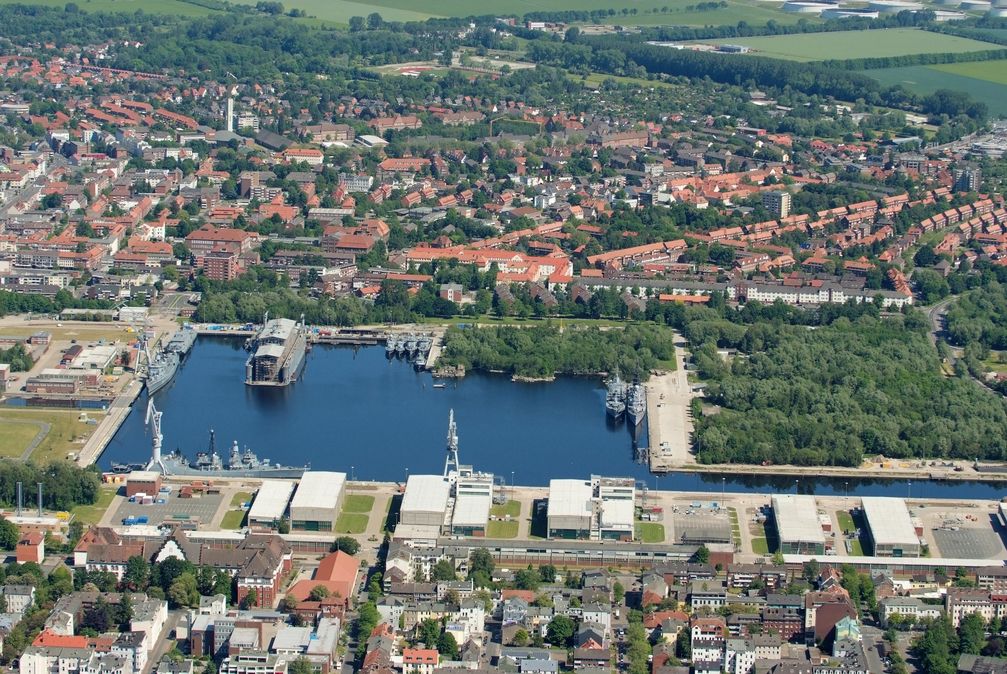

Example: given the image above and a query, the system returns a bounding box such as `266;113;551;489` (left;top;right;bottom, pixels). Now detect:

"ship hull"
161;461;307;479
146;355;180;395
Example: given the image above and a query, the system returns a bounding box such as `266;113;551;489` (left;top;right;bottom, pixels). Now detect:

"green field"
221;510;246;529
335;512;368;533
490;500;521;518
0;0;217;14
487;520;518;538
0;0;807;25
751;537;769;554
599;0;807;25
635;522;665;543
343;494;375;513
933;59;1007;85
0;420;43;459
71;486;118;526
702;28;1000;62
231;491;252;507
869;62;1007;116
836;510;856;534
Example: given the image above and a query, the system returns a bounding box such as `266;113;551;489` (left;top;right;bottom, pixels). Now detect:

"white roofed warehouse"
861;497;921;557
289;471;345;532
548;479;594;539
247;480;295;529
400;475;451;528
772;495;826;555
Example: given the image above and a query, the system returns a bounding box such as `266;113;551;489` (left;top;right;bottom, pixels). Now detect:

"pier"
647;332;697;472
76;378;143;467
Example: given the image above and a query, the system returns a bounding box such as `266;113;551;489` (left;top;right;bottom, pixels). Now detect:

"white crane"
145;398;167;474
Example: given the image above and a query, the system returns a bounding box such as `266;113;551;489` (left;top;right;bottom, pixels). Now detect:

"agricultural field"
869;61;1007;116
700;28;1001;62
597;0;809;26
0;0;807;25
0;0;217;15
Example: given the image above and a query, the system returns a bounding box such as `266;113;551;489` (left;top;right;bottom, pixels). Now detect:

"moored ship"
245;315;307;387
143;400;308;478
165;324;197;358
605;373;627;420
145;349;180;396
626;381;647;428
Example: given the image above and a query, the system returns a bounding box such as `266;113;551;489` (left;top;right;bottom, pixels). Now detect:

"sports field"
869;61;1007;116
701;28;1001;62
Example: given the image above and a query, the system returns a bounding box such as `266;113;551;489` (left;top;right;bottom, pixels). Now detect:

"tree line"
439;323;676;379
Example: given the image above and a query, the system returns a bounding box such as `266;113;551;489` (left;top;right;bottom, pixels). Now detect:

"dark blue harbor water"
103;337;1005;498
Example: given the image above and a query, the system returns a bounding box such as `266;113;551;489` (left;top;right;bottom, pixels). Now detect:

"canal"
102;337;1006;499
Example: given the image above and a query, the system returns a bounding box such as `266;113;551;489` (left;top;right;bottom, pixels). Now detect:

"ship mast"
145;398;167;474
444;409;459;477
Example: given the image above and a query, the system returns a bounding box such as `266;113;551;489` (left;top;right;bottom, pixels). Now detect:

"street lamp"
721;477;726;503
794;479;799;494
844;481;848;502
907;480;912;500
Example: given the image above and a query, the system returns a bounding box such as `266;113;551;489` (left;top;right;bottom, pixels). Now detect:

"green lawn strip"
490;500;520;518
836;510;856;534
335;512;368;534
231;491;252;508
751;537;769;554
343;494;375;513
221;510;246;530
487;520;518;538
635;522;665;543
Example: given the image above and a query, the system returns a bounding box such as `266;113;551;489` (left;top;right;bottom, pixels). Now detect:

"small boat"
433;383;447;389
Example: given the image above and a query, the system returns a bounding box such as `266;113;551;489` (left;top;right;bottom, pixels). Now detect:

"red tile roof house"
402;648;438;674
17;531;44;564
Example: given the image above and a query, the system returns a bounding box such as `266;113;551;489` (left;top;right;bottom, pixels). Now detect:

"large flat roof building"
401;475;451;528
547;480;594;539
247;480;296;529
772;495;826;555
861;497;920;557
289;471;345;532
450;469;494;536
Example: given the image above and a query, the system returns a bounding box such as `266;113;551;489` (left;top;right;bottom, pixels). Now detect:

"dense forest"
692;316;1007;466
439;323;676;379
945;282;1007;351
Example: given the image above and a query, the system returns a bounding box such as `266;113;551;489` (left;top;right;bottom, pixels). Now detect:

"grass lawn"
335;512;368;534
0;420;43;459
849;539;865;556
635;522;665;543
221;510;246;530
487;520;519;538
343;494;375;513
836;510;856;535
71;486;118;526
698;28;1000;62
751;537;769;554
0;409;105;463
490;500;521;518
231;491;252;508
0;324;139;343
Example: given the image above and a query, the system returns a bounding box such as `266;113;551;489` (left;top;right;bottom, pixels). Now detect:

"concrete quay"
647;332;697;472
76;378;143;467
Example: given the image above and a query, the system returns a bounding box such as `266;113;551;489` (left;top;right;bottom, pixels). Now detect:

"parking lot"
112;489;226;528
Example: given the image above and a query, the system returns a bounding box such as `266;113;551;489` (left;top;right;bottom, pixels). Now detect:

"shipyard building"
862;497;921;557
289;472;345;532
772;495;826;555
547;476;635;541
400;475;451;528
247;480;296;529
